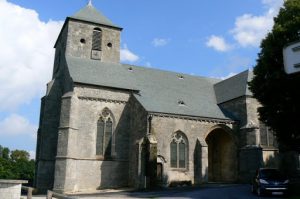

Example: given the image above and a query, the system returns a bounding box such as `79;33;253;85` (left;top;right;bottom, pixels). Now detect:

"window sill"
170;168;188;172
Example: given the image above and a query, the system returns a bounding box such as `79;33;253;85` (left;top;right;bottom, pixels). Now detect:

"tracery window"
92;27;102;51
170;131;188;169
96;108;113;159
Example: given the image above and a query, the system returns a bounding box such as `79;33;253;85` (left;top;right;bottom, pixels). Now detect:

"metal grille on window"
92;28;102;51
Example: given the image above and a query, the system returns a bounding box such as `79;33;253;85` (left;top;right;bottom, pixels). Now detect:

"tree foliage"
0;145;35;185
10;150;30;161
249;0;300;150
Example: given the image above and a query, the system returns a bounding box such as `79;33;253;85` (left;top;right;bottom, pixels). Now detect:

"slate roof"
70;4;121;29
214;70;253;104
66;56;233;120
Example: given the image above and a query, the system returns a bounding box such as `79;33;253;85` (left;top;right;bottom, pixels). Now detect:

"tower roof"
70;3;121;29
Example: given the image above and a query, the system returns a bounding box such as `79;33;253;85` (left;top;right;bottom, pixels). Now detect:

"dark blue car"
252;168;289;196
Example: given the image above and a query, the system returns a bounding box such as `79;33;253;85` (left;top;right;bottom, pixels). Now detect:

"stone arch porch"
194;124;238;184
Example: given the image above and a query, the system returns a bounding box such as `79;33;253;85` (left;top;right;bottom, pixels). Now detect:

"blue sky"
0;0;283;158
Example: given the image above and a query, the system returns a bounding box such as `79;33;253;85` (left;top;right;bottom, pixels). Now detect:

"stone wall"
219;96;279;182
150;115;235;186
127;95;148;188
35;79;63;192
66;20;120;63
35;21;72;192
0;180;27;199
53;85;131;193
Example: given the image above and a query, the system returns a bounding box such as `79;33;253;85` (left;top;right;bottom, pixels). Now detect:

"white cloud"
0;114;37;137
231;0;283;47
152;38;170;47
220;72;238;80
120;44;139;63
29;150;36;160
0;0;63;111
206;35;232;52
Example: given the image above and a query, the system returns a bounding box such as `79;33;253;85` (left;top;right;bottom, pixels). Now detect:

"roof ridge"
121;63;221;82
214;69;249;85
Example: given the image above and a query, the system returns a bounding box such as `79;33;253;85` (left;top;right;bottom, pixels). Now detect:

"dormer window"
177;74;184;80
178;100;186;106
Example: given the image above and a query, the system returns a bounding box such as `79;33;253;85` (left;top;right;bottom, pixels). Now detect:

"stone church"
34;3;278;193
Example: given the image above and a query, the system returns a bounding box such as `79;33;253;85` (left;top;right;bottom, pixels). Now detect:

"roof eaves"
68;17;123;30
148;111;236;124
74;81;140;93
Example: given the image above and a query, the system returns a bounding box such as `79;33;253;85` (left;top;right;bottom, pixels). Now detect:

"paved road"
74;184;286;199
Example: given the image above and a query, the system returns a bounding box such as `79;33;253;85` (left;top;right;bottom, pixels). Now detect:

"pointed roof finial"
88;0;92;6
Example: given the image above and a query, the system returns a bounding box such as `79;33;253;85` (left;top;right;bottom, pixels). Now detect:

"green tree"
249;0;300;150
10;150;30;161
2;147;10;160
0;145;3;157
0;146;35;185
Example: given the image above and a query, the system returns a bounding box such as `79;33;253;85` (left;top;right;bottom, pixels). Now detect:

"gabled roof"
66;56;232;121
70;4;121;29
214;70;253;104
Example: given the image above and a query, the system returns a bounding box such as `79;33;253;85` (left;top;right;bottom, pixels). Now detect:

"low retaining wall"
0;180;28;199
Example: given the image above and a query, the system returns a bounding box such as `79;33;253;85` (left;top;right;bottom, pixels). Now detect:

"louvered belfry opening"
92;27;102;51
91;27;102;60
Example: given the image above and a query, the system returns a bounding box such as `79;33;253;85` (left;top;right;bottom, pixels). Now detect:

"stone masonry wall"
128;96;148;188
35;79;62;192
66;20;120;63
0;180;27;199
219;96;270;182
35;21;70;192
151;116;235;185
54;85;131;192
219;96;259;147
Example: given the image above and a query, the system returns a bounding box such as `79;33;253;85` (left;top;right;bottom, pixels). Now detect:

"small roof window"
177;74;184;79
128;67;133;72
178;100;186;106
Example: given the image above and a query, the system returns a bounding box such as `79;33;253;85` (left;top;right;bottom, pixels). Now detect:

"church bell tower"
54;2;122;63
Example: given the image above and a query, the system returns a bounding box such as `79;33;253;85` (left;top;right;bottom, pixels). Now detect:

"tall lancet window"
96;108;113;159
91;27;102;60
170;131;188;169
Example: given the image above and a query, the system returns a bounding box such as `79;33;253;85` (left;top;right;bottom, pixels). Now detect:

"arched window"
96;108;113;159
170;131;188;169
92;27;102;51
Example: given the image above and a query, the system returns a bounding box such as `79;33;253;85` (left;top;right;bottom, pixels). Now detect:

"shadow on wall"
98;103;131;189
193;140;208;185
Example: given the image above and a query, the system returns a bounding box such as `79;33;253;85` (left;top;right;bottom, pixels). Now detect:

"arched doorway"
205;127;237;182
